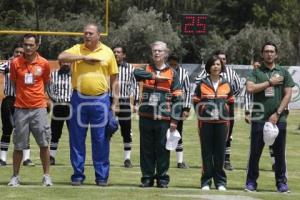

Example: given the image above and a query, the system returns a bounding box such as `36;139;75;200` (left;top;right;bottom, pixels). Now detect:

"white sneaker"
201;185;210;190
42;174;53;186
8;176;20;187
218;185;227;191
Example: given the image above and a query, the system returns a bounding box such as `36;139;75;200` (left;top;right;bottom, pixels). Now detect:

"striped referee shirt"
47;68;72;103
194;66;241;96
112;62;139;101
0;60;15;97
242;87;252;112
174;66;191;110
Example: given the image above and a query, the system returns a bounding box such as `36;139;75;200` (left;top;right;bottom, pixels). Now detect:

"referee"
112;46;139;168
167;53;191;169
0;44;34;166
195;50;241;171
47;62;72;165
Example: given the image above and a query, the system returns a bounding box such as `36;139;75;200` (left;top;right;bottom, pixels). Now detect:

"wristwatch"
276;110;281;116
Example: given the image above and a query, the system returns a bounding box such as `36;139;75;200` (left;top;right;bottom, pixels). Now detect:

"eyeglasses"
152;49;164;53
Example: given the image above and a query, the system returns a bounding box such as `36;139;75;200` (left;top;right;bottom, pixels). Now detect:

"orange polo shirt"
10;53;50;108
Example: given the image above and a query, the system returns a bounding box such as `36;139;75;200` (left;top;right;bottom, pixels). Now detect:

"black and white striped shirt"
47;69;72;103
194;66;241;96
0;60;15;97
241;87;252;111
174;66;191;109
114;62;139;101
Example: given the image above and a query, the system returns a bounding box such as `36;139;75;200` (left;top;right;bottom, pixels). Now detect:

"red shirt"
10;53;50;108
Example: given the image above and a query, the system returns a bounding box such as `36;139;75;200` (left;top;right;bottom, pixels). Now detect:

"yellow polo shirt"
65;43;118;95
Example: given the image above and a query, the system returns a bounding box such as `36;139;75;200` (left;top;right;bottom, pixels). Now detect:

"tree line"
0;0;299;65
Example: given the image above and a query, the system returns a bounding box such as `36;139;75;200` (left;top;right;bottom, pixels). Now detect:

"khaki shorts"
13;108;51;150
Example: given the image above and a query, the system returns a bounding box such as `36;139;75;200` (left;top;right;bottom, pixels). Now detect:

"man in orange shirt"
8;34;52;187
0;44;35;167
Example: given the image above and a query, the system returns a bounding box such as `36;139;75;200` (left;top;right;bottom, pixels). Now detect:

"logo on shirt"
34;65;42;76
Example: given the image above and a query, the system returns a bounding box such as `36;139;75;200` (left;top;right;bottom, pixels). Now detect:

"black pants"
225;104;234;160
199;121;228;188
246;122;288;187
0;96;15;151
176;119;184;152
139;117;170;184
50;103;70;150
114;98;132;150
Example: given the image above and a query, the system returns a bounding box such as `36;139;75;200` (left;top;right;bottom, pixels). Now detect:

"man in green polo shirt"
245;42;295;193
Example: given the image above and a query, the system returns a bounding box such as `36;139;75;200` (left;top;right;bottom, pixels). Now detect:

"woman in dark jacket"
193;55;234;191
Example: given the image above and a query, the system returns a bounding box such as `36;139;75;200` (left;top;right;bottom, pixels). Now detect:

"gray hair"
150;41;170;56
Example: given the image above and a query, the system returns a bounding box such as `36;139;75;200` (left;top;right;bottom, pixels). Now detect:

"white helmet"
263;122;279;145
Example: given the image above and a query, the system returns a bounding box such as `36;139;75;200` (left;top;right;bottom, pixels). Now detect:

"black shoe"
124;159;133;168
0;159;6;166
50;156;55;165
157;180;168;188
23;159;35;166
224;161;234;171
140;180;154;188
177;162;188;169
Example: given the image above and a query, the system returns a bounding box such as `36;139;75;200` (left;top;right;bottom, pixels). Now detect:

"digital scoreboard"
181;14;208;35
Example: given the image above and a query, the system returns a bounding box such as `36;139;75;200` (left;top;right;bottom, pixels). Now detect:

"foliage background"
0;0;300;65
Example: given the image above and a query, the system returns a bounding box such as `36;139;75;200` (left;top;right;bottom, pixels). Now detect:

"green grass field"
0;110;300;200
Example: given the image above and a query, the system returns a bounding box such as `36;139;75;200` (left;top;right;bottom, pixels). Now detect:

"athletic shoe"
218;185;227;191
201;185;210;191
224;161;234;171
0;159;6;166
245;182;256;192
71;180;83;186
42;174;53;186
124;159;133;168
177;162;188;169
23;159;35;166
96;181;108;187
8;176;20;187
277;183;290;193
50;156;55;165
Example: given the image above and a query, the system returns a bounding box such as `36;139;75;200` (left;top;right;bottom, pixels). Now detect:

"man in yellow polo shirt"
58;23;119;186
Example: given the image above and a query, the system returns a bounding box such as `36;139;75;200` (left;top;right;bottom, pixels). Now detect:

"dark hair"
23;34;39;44
213;49;226;57
113;46;126;54
12;43;23;51
167;53;179;62
261;41;278;53
205;55;225;74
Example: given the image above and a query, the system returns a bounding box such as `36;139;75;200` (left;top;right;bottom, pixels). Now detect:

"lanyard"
25;63;32;74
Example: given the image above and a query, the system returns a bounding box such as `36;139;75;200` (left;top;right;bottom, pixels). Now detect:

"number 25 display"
181;14;208;35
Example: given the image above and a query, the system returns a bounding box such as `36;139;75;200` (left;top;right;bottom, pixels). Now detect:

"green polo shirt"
247;63;295;122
